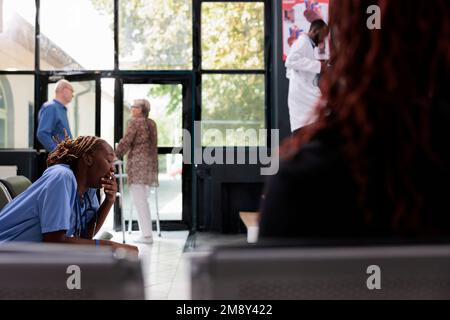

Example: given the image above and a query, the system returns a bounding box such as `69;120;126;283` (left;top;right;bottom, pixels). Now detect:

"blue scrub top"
0;164;99;243
37;99;73;152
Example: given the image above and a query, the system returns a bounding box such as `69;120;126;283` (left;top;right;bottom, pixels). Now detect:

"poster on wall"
282;0;330;61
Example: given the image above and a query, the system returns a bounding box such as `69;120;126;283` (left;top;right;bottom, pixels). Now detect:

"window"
156;154;182;221
101;78;116;148
118;0;192;70
0;85;5;110
40;0;114;70
0;0;271;232
0;82;7;148
202;74;265;146
0;0;36;70
200;1;266;146
0;118;5;148
0;83;6;148
201;2;264;70
2;0;268;149
0;75;34;149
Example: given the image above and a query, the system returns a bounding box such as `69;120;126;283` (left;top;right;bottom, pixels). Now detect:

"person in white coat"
286;19;329;134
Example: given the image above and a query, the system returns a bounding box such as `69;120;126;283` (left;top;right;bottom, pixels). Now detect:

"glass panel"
0;85;5;109
0;75;34;148
123;84;183;148
0;119;5;148
156;154;182;221
48;80;96;138
40;0;114;70
202;74;265;147
202;2;264;70
101;78;115;148
118;0;192;70
122;154;182;222
0;0;35;70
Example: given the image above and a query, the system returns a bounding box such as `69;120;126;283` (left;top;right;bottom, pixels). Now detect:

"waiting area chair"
190;243;450;300
0;242;145;300
0;176;32;199
0;176;32;213
0;181;12;211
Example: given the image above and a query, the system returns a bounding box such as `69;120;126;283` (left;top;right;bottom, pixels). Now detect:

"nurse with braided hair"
0;135;138;255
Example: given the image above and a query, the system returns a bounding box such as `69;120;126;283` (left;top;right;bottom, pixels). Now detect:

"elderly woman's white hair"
133;99;151;117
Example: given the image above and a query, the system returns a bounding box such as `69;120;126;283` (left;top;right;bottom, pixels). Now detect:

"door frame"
38;72;195;232
116;73;194;232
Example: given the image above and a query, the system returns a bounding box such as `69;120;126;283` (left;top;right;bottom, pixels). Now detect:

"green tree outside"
92;0;265;146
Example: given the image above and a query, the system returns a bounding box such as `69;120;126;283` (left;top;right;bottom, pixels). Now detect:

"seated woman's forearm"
43;230;138;254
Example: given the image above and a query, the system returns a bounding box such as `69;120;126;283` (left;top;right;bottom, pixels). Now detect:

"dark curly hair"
285;0;450;234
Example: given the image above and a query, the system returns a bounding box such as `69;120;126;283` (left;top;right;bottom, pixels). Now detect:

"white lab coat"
286;34;322;132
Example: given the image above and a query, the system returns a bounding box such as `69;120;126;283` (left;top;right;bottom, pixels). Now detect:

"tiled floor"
108;230;191;300
106;230;249;300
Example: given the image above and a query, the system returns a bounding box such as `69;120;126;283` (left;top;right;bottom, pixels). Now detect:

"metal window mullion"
264;0;272;148
114;0;119;71
33;0;41;150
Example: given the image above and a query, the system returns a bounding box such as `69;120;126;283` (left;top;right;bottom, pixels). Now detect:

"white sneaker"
134;236;153;244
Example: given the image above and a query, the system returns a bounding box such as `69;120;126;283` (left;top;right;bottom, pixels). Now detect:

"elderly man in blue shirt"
37;79;74;152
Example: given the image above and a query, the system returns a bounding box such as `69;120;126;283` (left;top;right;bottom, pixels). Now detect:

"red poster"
282;0;330;60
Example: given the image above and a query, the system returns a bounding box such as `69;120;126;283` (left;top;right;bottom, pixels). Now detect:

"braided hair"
47;135;102;167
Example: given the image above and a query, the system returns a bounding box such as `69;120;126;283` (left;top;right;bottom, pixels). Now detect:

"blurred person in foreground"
260;0;450;239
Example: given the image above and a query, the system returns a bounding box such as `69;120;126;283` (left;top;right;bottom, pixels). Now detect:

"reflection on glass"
0;75;34;148
121;154;182;222
101;78;115;148
202;2;264;70
0;86;5;109
48;81;96;138
118;0;192;70
40;0;114;70
0;0;35;70
202;74;265;147
123;84;182;148
0;119;5;148
155;154;182;221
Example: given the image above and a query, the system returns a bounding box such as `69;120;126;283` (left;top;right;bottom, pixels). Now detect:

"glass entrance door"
118;75;192;230
122;83;183;222
41;74;193;231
